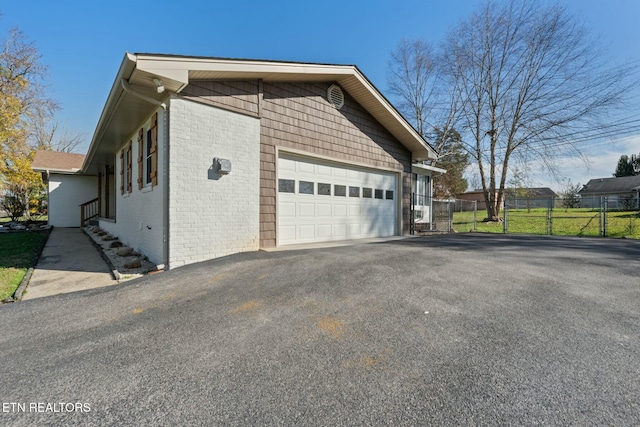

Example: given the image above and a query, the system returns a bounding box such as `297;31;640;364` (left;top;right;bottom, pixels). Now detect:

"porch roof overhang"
31;150;87;175
81;53;438;175
412;162;447;176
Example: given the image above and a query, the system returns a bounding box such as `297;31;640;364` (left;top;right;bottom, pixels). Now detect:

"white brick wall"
168;98;260;268
100;108;166;266
48;174;97;227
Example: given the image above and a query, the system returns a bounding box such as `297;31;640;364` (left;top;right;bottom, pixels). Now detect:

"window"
349;186;360;197
363;187;372;198
299;181;314;195
278;179;295;193
136;112;159;190
318;183;331;195
374;189;384;199
123;143;132;194
334;185;346;197
149;112;158;187
145;129;153;184
137;128;144;190
120;149;125;194
386;190;394;200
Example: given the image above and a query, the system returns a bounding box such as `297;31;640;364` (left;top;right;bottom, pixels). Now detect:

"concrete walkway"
23;228;117;300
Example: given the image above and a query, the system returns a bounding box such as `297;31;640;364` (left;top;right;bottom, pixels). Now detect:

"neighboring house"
457;190;503;211
578;176;640;209
32;151;95;227
504;187;556;209
32;53;439;269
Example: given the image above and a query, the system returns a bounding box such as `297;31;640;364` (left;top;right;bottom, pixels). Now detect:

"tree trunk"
483;191;502;221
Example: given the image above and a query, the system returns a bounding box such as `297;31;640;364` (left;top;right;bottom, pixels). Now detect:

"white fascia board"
31;167;84;175
412;163;447;175
135;54;354;75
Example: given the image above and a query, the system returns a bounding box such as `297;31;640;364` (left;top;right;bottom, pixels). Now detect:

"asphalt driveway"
1;234;639;425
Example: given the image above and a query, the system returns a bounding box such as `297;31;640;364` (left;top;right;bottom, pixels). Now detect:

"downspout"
121;78;170;270
162;104;170;270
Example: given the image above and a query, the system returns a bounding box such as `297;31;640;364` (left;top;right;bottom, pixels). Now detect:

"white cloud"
536;135;640;190
463;134;640;192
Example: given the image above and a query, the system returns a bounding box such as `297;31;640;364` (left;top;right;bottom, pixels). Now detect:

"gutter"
121;78;167;110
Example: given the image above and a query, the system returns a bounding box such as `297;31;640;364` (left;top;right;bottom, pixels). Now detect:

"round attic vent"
328;84;345;109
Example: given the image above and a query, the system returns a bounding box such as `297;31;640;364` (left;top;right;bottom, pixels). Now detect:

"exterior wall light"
153;78;165;94
214;158;232;175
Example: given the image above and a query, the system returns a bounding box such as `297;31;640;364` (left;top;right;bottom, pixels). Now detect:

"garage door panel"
317;224;332;238
298;203;315;217
333;168;347;178
298;225;315;239
279;157;296;172
278;154;397;245
348;204;360;217
333;204;347;217
317;203;332;217
280;225;296;242
280;202;296;217
299;162;315;173
348;223;361;236
333;224;347;237
318;165;332;176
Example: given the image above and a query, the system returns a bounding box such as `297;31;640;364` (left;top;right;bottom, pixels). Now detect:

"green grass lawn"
0;215;48;223
453;208;640;239
0;232;49;300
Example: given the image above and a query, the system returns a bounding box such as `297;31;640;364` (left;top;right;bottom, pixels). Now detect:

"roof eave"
412;163;447;175
83;54;438;172
31;167;84;175
133;54;437;161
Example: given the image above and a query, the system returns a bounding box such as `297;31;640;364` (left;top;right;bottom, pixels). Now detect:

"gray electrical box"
214;158;232;175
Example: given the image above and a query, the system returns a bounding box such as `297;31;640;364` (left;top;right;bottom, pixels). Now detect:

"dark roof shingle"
579;176;640;194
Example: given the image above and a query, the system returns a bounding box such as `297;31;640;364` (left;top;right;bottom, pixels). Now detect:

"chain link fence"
412;195;639;239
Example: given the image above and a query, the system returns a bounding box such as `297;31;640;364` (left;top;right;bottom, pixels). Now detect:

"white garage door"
278;153;398;245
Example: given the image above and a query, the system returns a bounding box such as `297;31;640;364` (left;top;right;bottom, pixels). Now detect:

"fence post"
503;203;508;234
548;198;553;235
410;192;415;235
447;200;451;232
473;200;477;232
603;197;608;237
599;196;603;236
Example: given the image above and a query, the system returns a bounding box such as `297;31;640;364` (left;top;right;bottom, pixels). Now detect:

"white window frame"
145;128;153;186
124;145;132;194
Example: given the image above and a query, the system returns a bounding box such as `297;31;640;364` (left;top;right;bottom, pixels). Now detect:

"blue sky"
2;0;639;189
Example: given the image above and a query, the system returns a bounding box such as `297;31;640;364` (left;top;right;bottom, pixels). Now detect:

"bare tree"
440;0;634;220
387;39;438;138
387;38;469;202
28;108;86;153
387;38;460;148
